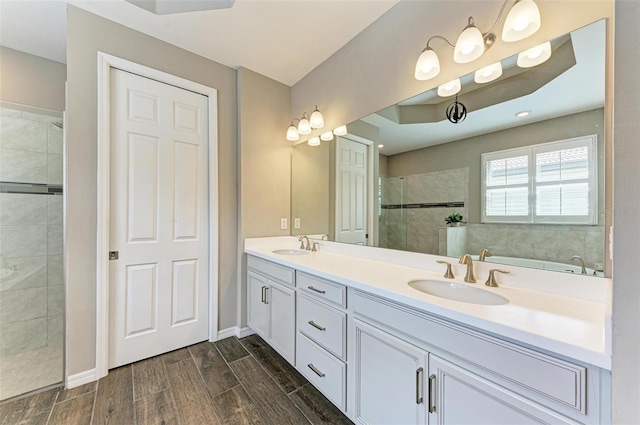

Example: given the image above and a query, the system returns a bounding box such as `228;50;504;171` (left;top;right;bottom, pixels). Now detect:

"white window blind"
481;135;597;224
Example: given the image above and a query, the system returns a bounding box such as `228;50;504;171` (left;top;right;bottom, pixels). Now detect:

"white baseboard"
216;326;256;340
236;327;255;338
66;368;97;389
217;327;237;340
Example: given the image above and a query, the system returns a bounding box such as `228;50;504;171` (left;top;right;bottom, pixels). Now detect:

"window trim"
481;134;598;225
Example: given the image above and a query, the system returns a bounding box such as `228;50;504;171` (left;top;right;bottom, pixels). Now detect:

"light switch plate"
294;218;301;229
280;218;288;230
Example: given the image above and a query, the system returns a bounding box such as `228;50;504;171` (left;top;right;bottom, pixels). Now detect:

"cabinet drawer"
353;291;587;413
297;334;346;411
298;294;346;359
247;255;295;287
298;272;346;308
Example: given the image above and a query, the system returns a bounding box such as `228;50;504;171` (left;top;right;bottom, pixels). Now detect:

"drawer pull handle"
308;363;325;378
307;286;326;294
416;367;424;404
308;320;326;331
428;373;436;413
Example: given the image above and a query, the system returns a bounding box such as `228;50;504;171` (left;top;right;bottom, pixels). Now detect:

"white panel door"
353;319;428;425
109;69;209;368
335;137;368;245
428;355;577;424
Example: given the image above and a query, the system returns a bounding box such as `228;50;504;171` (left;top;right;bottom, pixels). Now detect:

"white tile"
47;195;63;225
0;256;47;292
47;285;64;316
0;225;47;258
0;116;48;152
0;107;22;118
47;315;63;347
21;111;61;123
47;123;63;154
0;287;47;324
47;153;63;185
47;255;63;286
0;149;47;184
0;193;48;225
47;224;63;255
0;344;62;399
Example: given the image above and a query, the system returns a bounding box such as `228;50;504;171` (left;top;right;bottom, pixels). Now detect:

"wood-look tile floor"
0;335;353;425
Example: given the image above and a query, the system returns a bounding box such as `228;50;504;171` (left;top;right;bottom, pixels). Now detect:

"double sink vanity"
245;236;611;424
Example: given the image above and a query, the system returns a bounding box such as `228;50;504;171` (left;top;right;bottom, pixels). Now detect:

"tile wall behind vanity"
0;105;64;358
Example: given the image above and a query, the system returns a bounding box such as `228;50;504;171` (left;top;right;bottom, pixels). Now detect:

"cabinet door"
353;319;427;425
247;271;269;338
428;355;579;425
268;280;296;363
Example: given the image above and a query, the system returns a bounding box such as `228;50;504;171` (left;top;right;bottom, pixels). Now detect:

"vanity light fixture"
454;17;489;64
333;125;348;136
515;110;530;117
474;61;503;83
437;78;462;97
517;41;551;68
286;120;300;141
414;0;541;81
308;136;321;147
320;131;334;141
297;113;311;135
502;0;541;42
309;106;324;129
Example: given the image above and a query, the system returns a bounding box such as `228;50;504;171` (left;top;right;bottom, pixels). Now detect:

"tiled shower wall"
379;168;469;253
0;105;63;359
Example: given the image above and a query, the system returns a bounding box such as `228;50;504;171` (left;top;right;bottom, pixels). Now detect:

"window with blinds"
481;135;597;224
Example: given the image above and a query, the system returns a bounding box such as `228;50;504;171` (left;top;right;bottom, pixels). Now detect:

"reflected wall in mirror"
291;19;607;276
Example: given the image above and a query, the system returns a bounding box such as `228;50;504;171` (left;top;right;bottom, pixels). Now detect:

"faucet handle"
436;260;455;279
312;242;319;252
485;269;510;287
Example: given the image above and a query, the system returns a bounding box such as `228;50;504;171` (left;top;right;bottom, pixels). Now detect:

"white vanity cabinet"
247;256;296;363
352;319;428;425
349;290;605;425
295;272;348;411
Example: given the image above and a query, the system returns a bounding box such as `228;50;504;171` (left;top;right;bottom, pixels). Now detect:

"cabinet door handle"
308;320;326;331
264;287;269;304
307;286;326;294
261;286;266;303
428;373;436;413
416;367;424;404
307;363;325;378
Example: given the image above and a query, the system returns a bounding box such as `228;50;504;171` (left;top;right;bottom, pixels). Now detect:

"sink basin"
272;249;309;256
408;280;508;305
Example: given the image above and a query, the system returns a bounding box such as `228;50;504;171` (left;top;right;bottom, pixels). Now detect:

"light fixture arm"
425;35;455;50
484;0;513;37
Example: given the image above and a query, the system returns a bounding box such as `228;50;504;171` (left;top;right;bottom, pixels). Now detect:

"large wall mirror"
291;19;607;277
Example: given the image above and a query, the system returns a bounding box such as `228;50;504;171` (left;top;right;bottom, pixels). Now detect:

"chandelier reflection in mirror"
446;95;468;124
414;0;542;81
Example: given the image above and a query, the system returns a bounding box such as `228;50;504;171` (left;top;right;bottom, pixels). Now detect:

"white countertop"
245;237;612;370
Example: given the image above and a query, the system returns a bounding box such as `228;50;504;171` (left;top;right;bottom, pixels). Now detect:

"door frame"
334;134;375;246
95;52;219;380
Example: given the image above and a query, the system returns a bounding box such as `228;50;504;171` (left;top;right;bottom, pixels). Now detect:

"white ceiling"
365;19;606;156
0;0;399;86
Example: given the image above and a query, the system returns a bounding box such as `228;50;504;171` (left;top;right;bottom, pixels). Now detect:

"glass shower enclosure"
0;101;64;400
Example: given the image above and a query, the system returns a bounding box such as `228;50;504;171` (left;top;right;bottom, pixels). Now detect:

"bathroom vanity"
245;236;611;424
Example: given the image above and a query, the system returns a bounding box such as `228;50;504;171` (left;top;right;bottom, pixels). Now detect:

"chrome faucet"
571;255;587;275
459;254;476;283
298;235;311;250
479;248;492;262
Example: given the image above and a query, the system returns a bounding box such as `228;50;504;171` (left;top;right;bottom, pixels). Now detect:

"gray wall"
238;67;291;328
612;0;640;422
0;46;66;111
66;6;238;375
387;108;605;224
